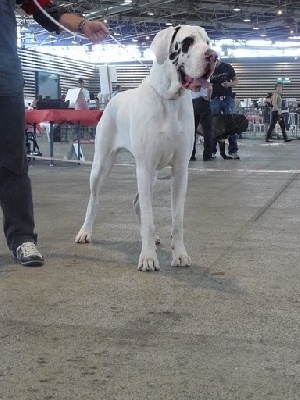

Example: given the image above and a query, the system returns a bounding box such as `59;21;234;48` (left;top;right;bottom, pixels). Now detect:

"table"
25;109;103;165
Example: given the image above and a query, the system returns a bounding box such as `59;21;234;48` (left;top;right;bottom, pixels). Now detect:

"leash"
30;0;150;69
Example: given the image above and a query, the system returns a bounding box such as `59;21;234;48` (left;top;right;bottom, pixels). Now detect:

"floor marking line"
29;156;300;174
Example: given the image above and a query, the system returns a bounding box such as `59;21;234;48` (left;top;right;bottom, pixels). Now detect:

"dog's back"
212;113;248;140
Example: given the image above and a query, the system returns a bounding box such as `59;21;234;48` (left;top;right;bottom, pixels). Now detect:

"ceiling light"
146;35;150;40
243;16;251;22
147;12;154;16
132;38;138;42
113;32;120;36
103;19;108;23
166;22;172;26
253;26;260;30
233;6;241;12
277;8;283;15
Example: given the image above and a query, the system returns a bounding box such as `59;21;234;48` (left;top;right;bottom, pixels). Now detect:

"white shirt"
191;87;208;99
97;91;110;110
81;87;90;102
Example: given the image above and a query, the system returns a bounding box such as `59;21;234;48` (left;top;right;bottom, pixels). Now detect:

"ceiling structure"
16;0;300;48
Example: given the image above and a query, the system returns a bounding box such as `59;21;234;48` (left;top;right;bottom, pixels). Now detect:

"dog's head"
150;25;217;91
212;114;249;141
232;114;249;134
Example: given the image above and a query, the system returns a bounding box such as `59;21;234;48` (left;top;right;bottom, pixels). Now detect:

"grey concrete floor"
1;136;300;400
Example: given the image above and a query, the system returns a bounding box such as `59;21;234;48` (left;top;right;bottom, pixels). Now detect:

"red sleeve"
21;0;53;16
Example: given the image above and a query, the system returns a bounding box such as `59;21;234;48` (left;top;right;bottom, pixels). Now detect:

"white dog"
75;25;217;271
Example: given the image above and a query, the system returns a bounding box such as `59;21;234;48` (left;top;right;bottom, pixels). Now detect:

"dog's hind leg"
170;161;191;267
133;172;161;246
135;168;160;271
75;147;117;244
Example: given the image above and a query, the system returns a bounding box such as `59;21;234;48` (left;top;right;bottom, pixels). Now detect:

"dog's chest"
155;99;192;134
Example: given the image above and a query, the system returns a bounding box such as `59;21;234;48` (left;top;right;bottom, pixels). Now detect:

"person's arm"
206;84;213;101
221;64;239;88
20;0;108;43
85;89;90;102
59;14;109;43
222;75;239;88
231;75;239;87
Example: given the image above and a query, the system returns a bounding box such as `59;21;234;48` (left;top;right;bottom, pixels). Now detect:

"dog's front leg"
136;167;160;272
133;171;161;245
170;162;191;267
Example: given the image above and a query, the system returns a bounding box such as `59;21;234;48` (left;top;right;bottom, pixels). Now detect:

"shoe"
14;242;44;267
231;153;240;159
211;153;216;159
190;156;196;161
284;139;292;142
221;154;232;160
265;139;273;142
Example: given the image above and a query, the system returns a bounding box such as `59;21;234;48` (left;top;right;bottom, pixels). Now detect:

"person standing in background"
265;83;292;143
190;83;213;162
210;54;240;159
96;89;110;110
0;0;108;266
77;78;90;102
263;92;273;133
111;84;122;97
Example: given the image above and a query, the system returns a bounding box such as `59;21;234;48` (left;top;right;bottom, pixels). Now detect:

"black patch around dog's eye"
175;42;179;51
182;37;194;53
169;52;178;60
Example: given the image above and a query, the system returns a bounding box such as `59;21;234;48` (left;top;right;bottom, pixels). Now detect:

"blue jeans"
210;96;239;154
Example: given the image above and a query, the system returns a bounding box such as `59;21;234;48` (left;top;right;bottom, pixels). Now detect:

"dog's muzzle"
182;49;218;90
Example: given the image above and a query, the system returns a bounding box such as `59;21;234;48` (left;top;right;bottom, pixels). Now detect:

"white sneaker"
231;153;240;159
14;242;44;267
211;153;216;159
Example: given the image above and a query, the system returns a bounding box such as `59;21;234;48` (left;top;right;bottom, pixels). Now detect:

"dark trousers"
266;110;288;140
191;97;212;159
0;92;37;253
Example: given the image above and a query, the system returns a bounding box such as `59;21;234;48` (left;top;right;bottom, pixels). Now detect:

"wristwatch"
77;19;87;34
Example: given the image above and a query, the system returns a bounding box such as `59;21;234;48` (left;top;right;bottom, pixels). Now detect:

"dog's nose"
205;49;218;62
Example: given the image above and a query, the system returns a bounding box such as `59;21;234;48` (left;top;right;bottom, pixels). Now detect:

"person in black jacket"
210;55;240;159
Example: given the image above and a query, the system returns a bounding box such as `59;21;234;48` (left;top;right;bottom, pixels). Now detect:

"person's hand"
82;20;109;43
221;81;230;88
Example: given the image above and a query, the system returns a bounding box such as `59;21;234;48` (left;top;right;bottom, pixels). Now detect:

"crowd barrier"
238;107;300;139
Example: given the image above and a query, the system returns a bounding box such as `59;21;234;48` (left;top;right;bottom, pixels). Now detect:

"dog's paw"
75;229;92;243
155;235;161;245
138;254;160;272
171;253;191;267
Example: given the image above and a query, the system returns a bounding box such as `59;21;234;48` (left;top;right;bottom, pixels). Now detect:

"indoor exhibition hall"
1;1;300;399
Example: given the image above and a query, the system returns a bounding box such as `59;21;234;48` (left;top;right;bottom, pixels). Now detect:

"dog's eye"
182;37;194;53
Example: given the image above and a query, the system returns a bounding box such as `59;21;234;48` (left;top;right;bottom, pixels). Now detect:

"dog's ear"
150;26;177;65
